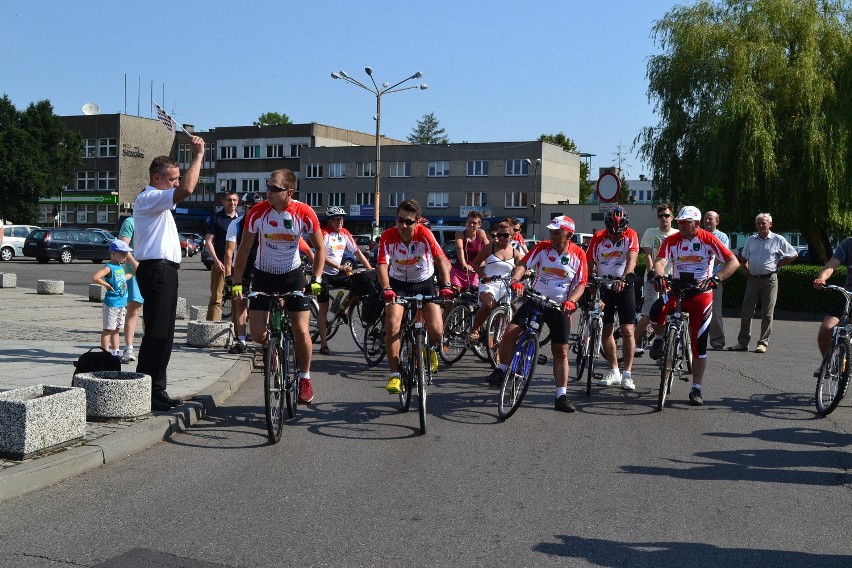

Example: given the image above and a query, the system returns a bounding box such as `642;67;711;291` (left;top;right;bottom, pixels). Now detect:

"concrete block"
89;283;106;302
186;320;233;348
0;384;86;460
37;280;64;295
71;371;152;419
0;273;16;288
189;305;206;320
175;296;187;320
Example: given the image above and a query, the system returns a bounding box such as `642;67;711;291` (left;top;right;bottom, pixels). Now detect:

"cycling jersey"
522;241;587;303
244;200;319;275
377;224;445;283
320;226;359;276
657;228;733;281
586;228;639;278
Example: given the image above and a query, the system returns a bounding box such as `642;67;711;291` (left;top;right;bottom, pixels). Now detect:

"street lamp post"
525;158;541;238
331;68;427;238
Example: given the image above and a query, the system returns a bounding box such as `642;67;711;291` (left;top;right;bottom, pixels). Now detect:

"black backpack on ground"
72;347;121;380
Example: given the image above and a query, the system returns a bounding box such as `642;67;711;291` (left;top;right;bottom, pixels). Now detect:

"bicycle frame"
657;279;697;411
395;293;440;435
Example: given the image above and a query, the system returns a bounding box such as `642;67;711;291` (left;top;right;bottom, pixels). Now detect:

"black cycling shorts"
389;277;436;297
249;267;311;312
600;285;636;326
511;300;572;345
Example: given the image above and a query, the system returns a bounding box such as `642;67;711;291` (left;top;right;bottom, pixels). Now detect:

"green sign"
39;194;119;205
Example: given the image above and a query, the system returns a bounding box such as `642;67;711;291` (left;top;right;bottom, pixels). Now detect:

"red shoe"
298;378;314;404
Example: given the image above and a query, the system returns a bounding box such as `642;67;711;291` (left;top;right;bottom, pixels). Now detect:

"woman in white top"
467;220;525;341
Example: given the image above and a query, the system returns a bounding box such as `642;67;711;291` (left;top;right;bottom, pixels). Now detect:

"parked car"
1;224;40;261
23;227;112;264
181;232;205;249
181;237;197;257
352;233;374;255
85;228;117;243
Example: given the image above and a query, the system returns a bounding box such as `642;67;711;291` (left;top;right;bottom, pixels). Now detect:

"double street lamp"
331;67;427;237
525;158;542;238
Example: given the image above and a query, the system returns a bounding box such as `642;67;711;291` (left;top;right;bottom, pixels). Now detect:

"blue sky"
2;0;679;178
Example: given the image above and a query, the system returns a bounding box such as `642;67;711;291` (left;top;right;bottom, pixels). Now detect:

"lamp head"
365;67;373;75
339;70;350;78
413;71;423;79
419;84;428;90
331;72;341;79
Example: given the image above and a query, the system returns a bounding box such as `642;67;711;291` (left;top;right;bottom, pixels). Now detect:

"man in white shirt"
134;136;205;411
634;203;678;355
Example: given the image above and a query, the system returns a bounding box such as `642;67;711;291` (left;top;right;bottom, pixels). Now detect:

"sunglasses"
657;213;672;218
266;185;290;193
396;217;417;226
494;232;511;238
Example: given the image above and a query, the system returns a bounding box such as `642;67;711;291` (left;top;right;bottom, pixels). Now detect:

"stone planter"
189;305;206;320
187;320;233;348
88;283;106;302
0;385;86;460
71;371;152;420
175;296;187;320
0;273;16;288
37;279;64;295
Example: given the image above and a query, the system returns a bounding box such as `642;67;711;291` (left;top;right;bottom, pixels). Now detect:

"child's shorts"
103;305;127;331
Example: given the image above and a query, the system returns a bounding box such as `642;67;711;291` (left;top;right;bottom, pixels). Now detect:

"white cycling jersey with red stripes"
377;224;445;283
522;241;588;302
244;200;320;275
657;228;734;281
586;228;640;278
321;226;359;276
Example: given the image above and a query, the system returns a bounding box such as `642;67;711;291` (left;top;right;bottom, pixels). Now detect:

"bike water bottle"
272;310;283;332
331;290;344;314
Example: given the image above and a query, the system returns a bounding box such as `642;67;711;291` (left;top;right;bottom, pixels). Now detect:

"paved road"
0;311;849;567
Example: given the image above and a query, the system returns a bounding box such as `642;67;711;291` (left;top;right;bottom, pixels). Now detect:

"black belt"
139;259;180;270
753;272;776;279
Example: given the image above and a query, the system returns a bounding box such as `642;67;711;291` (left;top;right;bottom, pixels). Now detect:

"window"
76;205;94;224
204;144;216;165
355;192;374;205
76;171;96;191
288;144;306;158
177;144;191;165
96;205;116;225
220;146;237;160
220;179;236;192
243;145;261;159
427;192;449;208
81;139;96;158
328;192;345;207
467;160;489;176
98;138;117;157
428;161;450;177
388;192;405;208
97;171;117;191
505;159;530;176
504;192;528;208
465;192;487;207
389;161;411;177
356;162;375;177
242;179;260;192
267;144;284;158
328;163;346;178
306;163;323;178
303;192;322;207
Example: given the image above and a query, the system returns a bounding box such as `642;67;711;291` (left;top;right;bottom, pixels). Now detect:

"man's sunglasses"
396;217;417;226
657;213;672;218
266;185;291;193
493;232;511;238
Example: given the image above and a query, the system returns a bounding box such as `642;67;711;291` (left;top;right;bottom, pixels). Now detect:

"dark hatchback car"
23;228;112;264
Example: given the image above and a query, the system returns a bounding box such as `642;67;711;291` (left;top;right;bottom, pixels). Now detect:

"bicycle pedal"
537;354;548;364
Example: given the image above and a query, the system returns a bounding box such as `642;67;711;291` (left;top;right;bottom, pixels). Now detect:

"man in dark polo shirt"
205;190;239;321
134;135;205;412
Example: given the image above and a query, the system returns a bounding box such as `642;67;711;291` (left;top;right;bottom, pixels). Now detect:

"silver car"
1;225;40;261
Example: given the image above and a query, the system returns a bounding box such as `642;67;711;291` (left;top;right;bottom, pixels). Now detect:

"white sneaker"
597;369;622;386
622;375;636;390
121;348;136;363
634;346;645;356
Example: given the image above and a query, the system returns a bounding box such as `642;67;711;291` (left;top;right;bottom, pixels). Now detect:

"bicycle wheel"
497;335;539;419
397;334;413;411
586;318;601;396
220;293;232;320
485;306;510;369
538;322;551;346
440;303;470;365
682;326;693;375
348;299;368;352
308;299;319;343
415;334;427;434
264;337;286;443
658;326;678;411
815;340;850;416
364;317;386;367
574;314;589;383
285;334;300;418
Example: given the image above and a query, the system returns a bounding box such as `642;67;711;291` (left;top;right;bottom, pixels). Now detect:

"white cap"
675;206;701;222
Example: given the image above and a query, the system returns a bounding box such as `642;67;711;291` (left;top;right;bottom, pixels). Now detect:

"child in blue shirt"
92;240;136;356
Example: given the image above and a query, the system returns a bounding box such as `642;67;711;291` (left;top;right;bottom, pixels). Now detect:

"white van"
1;224;40;261
430;225;468;246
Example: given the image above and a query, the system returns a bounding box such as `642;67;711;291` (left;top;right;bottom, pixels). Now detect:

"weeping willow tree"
637;0;852;262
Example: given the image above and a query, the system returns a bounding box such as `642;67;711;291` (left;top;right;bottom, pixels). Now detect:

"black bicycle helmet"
243;191;264;205
604;206;629;234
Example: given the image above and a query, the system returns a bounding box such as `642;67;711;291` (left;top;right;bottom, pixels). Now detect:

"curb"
0;354;254;504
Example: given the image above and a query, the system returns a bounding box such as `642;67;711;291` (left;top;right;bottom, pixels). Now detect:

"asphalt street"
0;301;849;567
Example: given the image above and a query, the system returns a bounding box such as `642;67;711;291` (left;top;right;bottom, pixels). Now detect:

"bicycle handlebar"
522;287;565;311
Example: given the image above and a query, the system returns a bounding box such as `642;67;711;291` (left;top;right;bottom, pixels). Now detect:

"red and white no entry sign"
596;172;620;203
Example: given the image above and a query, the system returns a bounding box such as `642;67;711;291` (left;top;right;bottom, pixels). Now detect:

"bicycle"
657;277;697;411
572;277;613;396
394;293;442;434
440;287;488;365
496;287;558;420
482;275;519;369
363;304;387;366
248;290;303;443
309;278;363;347
814;284;852;416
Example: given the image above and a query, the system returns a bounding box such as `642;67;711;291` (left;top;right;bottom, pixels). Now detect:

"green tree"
253;112;292;126
0;96;81;224
539;132;593;203
407;112;448;144
637;0;852;263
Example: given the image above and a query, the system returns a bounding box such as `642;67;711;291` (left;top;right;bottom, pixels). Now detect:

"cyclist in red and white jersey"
377;199;453;395
488;216;587;413
232;169;326;404
649;205;739;406
315;206;372;355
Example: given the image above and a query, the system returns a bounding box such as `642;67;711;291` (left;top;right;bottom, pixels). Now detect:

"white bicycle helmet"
326;206;347;218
